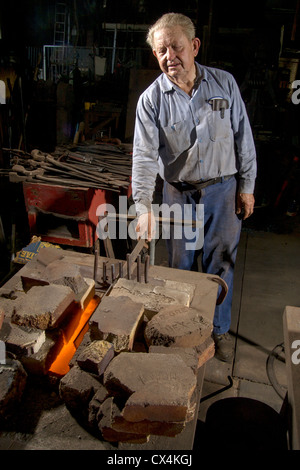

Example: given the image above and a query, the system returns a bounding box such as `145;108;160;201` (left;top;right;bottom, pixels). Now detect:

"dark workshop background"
0;0;299;281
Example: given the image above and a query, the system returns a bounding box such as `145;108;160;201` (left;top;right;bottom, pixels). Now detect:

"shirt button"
198;137;202;143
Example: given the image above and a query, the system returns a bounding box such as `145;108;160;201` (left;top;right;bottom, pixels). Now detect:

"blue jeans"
163;176;242;334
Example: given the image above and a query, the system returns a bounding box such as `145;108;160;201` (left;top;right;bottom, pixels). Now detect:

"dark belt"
169;175;234;192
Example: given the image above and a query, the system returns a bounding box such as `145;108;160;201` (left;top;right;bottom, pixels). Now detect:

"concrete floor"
1;207;299;450
153;207;300;450
201;228;293;411
199;216;300;450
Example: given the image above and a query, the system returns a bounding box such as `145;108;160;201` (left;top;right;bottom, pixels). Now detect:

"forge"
0;287;100;378
0;248;100;377
48;295;100;377
0;246;220;449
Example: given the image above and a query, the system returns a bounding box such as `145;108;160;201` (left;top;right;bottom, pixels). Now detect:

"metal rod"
111;24;117;74
103;261;107;283
149;238;155;265
119;261;123;278
126;253;131;280
137;255;141;282
93;239;99;282
111;263;115;283
107;213;197;227
144;254;150;283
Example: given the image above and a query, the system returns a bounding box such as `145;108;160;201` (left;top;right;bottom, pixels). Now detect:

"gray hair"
146;13;196;49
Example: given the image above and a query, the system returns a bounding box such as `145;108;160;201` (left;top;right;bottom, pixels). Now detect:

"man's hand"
136;211;156;241
236;193;255;220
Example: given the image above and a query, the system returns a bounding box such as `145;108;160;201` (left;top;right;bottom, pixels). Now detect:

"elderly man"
132;13;256;361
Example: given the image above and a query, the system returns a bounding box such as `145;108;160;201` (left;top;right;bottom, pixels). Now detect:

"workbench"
4;249;219;450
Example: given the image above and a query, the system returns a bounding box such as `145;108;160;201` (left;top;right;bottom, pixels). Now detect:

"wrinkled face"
152;25;200;83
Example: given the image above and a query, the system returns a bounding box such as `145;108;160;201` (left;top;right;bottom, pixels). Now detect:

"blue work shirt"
132;62;257;215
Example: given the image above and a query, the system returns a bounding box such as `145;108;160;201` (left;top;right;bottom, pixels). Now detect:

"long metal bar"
108;213;197;227
111;24;117;73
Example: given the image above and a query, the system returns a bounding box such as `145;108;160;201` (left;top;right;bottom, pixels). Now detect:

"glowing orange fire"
48;297;100;376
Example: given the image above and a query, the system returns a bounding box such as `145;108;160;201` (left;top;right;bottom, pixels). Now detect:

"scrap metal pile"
1;142;133;192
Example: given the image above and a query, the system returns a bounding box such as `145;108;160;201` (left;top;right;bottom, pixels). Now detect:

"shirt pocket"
207;100;231;142
161;120;191;160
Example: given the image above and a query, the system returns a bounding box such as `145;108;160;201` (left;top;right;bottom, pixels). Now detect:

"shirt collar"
160;62;209;93
196;63;210;83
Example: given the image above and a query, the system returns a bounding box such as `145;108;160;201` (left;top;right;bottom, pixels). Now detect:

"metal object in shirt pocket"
208;97;229;118
207;97;231;142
